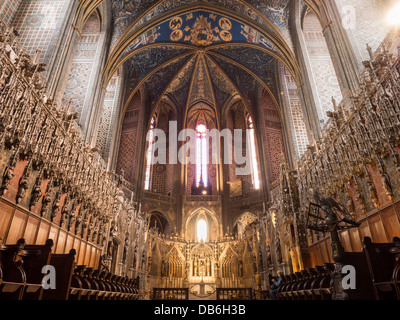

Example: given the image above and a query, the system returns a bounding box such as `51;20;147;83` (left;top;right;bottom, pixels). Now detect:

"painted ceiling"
110;1;295;118
111;0;292;48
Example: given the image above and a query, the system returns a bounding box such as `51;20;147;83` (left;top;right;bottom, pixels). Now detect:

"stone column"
318;0;361;94
289;0;325;140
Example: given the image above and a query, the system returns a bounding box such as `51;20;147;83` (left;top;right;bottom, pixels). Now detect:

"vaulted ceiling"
103;0;312;118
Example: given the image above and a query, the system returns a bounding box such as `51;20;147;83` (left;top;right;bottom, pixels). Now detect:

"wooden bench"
42;249;76;300
341;251;374;300
363;236;400;300
1;238;140;300
0;239;26;300
276;274;290;300
92;269;107;300
296;270;309;300
65;265;139;300
99;270;113;300
84;268;100;300
292;272;304;300
18;239;53;300
274;245;381;300
304;268;318;300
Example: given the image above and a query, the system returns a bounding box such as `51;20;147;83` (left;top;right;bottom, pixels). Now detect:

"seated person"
270;271;283;300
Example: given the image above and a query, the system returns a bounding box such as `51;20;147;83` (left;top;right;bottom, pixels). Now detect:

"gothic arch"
148;211;171;235
301;5;343;126
185;208;220;242
102;3;302;86
234;212;258;238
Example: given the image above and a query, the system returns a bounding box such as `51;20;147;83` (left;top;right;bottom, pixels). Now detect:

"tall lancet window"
196;124;208;188
247;116;260;190
144;117;156;191
197;219;207;243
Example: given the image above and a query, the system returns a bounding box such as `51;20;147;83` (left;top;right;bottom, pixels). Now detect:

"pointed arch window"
196;124;208;188
247;116;260;190
197;219;207;243
144;117;156;191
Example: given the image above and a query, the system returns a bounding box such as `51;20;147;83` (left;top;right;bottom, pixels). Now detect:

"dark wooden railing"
216;288;254;300
152;288;189;300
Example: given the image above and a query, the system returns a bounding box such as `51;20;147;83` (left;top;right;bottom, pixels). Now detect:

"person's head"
277;271;283;278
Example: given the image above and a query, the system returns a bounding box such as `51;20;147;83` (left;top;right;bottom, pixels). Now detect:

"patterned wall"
208;121;218;195
96;72;121;160
303;9;343;126
116;92;143;185
62;13;100;119
151;113;168;195
280;65;309;158
0;0;22;24
226;108;236;183
10;0;69;63
260;92;285;184
335;0;390;61
234;104;252;186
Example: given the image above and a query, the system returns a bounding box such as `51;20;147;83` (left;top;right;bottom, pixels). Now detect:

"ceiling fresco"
207;54;260;108
144;54;195;111
114;1;296;121
119;10;278;63
125;45;193;94
210;45;278;96
124;46;276;119
126;50;267;119
164;55;198;108
187;57;215;108
203;56;239;108
111;0;292;49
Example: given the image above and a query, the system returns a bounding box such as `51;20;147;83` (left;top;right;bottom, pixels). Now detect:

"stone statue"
275;238;282;264
122;237;129;265
107;240;114;259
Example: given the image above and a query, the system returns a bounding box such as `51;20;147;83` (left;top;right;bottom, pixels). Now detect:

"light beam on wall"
387;3;400;25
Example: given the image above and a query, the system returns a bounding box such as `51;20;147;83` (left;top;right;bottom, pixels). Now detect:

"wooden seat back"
42;249;76;300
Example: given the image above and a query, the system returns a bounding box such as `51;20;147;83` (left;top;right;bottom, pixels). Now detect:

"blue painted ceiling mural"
113;1;294;116
111;0;292;48
120;10;278;62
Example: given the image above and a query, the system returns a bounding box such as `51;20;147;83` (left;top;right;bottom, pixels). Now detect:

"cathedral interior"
1;0;400;301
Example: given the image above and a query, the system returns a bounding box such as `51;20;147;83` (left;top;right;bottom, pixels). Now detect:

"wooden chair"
319;263;334;300
341;251;375;300
275;275;285;300
304;268;317;300
84;268;99;300
363;236;400;300
92;270;107;300
297;270;309;300
42;249;76;300
74;266;92;300
0;239;26;300
99;271;112;300
311;266;325;300
68;266;83;300
19;239;54;300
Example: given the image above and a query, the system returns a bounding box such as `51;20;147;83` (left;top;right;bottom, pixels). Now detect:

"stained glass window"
197;219;207;243
248;116;260;190
196;124;208;188
144;117;156;190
